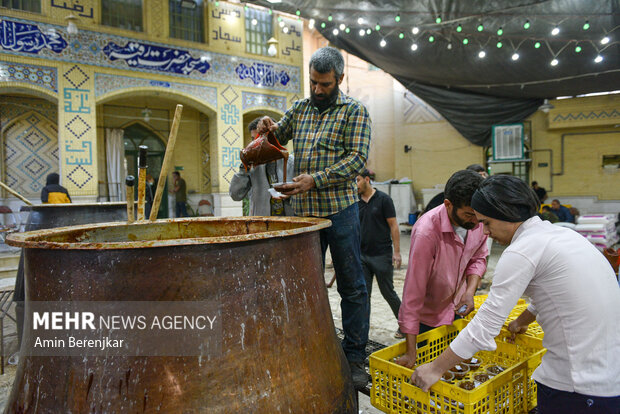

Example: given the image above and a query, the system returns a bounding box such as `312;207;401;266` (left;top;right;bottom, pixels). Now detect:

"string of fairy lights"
239;2;617;68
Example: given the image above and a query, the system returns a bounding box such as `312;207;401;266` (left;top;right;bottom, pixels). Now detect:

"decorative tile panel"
0;17;301;93
94;73;217;108
2;107;58;197
403;90;443;123
242;91;286;112
549;109;620;129
0;61;57;92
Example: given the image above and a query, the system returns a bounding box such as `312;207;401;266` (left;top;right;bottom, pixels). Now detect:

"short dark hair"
542;205;551;212
172;171;180;177
531;181;538;186
475;175;540;221
444;170;485;209
359;169;373;179
552;199;560;204
248;117;261;134
466;164;485;173
309;47;345;78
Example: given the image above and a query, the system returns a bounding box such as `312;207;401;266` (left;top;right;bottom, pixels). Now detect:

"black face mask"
311;85;339;113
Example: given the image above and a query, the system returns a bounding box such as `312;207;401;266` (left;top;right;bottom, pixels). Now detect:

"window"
245;7;272;56
102;0;143;32
169;0;204;43
1;0;40;13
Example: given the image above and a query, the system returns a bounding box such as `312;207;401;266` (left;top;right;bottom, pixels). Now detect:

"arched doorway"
123;123;168;218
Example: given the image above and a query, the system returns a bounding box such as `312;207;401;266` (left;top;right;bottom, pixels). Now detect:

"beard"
311;86;339;113
451;208;476;230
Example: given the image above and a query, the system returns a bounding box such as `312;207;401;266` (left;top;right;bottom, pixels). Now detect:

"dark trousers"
362;253;401;320
536;382;620;414
320;203;369;363
175;201;188;218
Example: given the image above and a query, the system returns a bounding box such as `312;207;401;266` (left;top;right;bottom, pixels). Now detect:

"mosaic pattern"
403;91;443;123
242;91;286;112
0;96;57;130
235;63;290;87
200;114;211;192
552;109;620;122
0;17;300;93
0;20;67;54
94;73;217;108
222;166;236;185
103;41;210;75
3;111;59;197
0;61;57;92
60;65;95;191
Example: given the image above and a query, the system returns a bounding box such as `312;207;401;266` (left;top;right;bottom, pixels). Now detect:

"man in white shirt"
411;175;620;414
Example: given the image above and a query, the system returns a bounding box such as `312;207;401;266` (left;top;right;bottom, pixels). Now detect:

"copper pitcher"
240;131;288;171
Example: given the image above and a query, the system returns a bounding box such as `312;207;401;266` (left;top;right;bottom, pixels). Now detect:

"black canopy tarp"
249;0;619;146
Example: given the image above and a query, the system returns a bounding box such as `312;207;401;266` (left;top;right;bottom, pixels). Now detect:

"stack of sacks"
575;214;619;250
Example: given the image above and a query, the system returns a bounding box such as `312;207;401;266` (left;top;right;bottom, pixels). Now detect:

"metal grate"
101;0;143;32
1;0;40;13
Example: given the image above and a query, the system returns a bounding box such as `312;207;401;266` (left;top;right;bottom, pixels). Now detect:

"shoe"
348;361;368;390
394;329;405;339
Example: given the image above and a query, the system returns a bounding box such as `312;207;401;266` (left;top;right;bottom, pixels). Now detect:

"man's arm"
396;232;436;367
457;234;489;315
386;217;401;269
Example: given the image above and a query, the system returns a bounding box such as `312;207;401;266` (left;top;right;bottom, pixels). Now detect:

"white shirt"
450;216;620;396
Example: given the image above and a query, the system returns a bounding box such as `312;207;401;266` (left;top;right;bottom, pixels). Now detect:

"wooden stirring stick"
150;104;183;221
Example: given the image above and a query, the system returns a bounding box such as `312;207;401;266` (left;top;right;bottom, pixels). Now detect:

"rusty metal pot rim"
20;202;127;211
6;216;332;250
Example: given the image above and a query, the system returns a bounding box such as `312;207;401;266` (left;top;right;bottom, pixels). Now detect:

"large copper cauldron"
6;217;357;413
13;203;128;343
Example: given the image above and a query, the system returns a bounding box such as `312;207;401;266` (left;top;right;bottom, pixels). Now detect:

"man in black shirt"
356;170;403;338
531;181;548;203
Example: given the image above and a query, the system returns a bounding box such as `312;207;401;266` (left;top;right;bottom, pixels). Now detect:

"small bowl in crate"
474;373;490;384
449;363;470;380
458;380;476;390
463;357;482;369
441;371;455;382
486;364;505;376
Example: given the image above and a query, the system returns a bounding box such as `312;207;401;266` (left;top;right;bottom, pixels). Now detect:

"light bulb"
478;50;486;58
463;38;469;45
412;27;419;34
395;14;400;22
359;29;365;36
523;20;530;30
551;26;560;36
456;24;462;32
251;18;258;26
550;58;558;66
511;52;520;61
600;36;610;45
375;23;381;31
380;39;386;47
583;21;590;30
283;26;289;33
575;45;582;53
267;44;277;57
332;28;339;35
497;27;503;36
399;32;404;39
357;17;364;25
279;20;284;28
67;21;78;35
411;43;418;51
366;28;371;34
594;55;603;63
339;23;345;30
496;41;502;48
308;19;315;29
428;35;434;42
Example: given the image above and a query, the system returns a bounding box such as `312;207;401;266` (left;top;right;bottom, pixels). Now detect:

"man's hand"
275;174;315;196
455;292;475;316
393;252;402;269
395;351;416;369
507;320;529;343
257;116;278;134
410;362;443;392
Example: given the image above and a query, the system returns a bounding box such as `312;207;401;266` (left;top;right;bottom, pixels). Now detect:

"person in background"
229;117;295;216
41;173;71;204
257;46;371;389
550;199;574;223
145;174;155;219
356;169;403;339
423;164;488;214
531;181;548;203
411;175;620;414
169;171;188;217
540;205;559;223
397;170;488;368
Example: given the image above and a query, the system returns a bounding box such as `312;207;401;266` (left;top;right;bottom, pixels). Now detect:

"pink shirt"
399;204;488;335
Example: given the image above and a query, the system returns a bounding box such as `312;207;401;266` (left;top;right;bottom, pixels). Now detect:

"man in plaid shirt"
259;47;371;389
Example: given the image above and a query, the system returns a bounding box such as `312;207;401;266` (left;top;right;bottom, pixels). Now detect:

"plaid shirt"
274;91;371;217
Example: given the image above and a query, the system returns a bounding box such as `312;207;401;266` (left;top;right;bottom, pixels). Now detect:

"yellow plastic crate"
467;297;544;340
369;319;545;414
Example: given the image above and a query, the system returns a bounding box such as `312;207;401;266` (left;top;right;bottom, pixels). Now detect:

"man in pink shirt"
397;170;488;368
